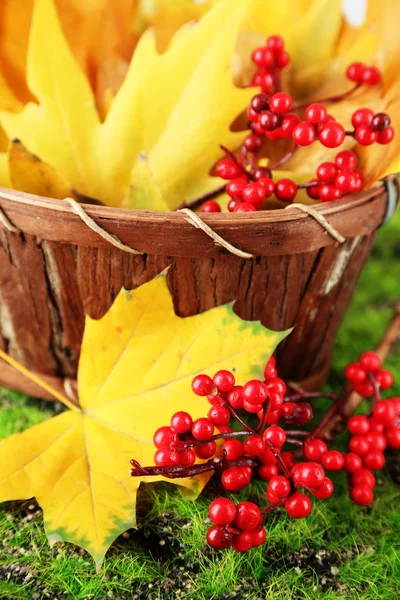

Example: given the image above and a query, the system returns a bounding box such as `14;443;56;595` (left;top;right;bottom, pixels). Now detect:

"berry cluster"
251;35;290;94
198;37;395;214
130;350;397;553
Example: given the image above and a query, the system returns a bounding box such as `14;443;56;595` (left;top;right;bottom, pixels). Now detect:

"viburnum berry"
352;108;374;128
351;485;374;506
267;475;291;499
375;369;394;390
207;524;233;550
216;158;241;180
259;464;279;481
221;467;252;491
335;150;357;171
270;92;292;114
232;531;253;552
234;202;257;213
319;122;346;148
285;492;312;518
252;47;275;68
153;426;177;449
192;374;214;396
243;399;264;413
281;402;295;419
265;377;287;395
221;439;244;460
365;431;387;452
179;449;196;467
372;400;396;425
343;452;363;473
362;66;381;85
335;172;357;193
363;449;385;470
251;528;267;547
259;110;281;131
292;122;316;146
171;411;193;434
251;93;270;114
385;426;400;449
195;441;217;459
280;113;301;137
243;380;269;405
191;418;214;440
275;179;297;202
227;386;244;410
242;182;266;204
346;62;366;83
292;462;325;489
213;370;235;392
201;200;221;213
354;125;378;146
352;469;376;488
322;450;344;471
312;477;334;499
244;435;265;456
208;405;231;427
307;179;321;200
264;425;286;448
347;415;370;436
154;448;180;467
209;498;237;525
226;176;248;198
349;436;370;456
305;103;327;125
234;501;261;531
291;402;313;425
319;184;342;202
377;127;395;144
303;439;328;462
354;381;374;398
257;177;275;197
281;451;297;472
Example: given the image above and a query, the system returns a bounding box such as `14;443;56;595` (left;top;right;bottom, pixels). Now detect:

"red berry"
365;431;386;452
222;439;244;461
292;462;325;489
201;200;221;213
280;113;301;138
259;464;279;481
303;439;328;462
259;110;281;131
355;125;377;146
351;485;374;506
221;467;251;491
385;426;400;449
267;35;284;52
292;122;316;146
251;93;270;114
363;449;385;470
319;122;346;148
208;405;231;427
154;447;180;466
179;449;196;466
317;161;338;183
375;369;394;390
349;436;370;456
243;399;263;413
207;524;233;549
312;477;334;499
371;112;391;132
377;127;395;144
234;202;257;213
226;176;248;198
369;419;385;433
243;380;269;405
252;47;275;68
244;435;265;456
242;182;266;204
213;370;235;392
251;527;267;547
232;531;253;552
209;498;237;525
227;198;241;213
255;72;274;93
352;108;374;128
207;392;224;406
268;391;283;410
264;409;282;424
335;150;357;171
264;425;286;448
227;386;244;410
281;451;297;472
171;411;193;434
372;400;396;425
306;179;320;200
343;452;363;473
346;62;366;82
275;179;297;202
306;103;327;125
362;66;381;85
276;49;290;68
153;426;177;449
270;92;292;114
192;374;214;396
285;492;312;518
191;418;214;441
318;184;342;202
195;441;217;459
265;378;286;395
348;415;370;436
216;159;241;180
257;177;275;197
234;501;261;531
267;475;291;499
259;447;277;465
335;172;357;193
354;381;374;397
292;402;313;425
322;450;344;471
352;469;376;488
243;134;263;153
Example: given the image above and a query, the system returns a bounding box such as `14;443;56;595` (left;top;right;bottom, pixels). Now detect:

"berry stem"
292;83;361;111
367;372;381;407
220;145;253;179
176;429;252;451
284;430;310;436
256;406;269;433
264;438;290;478
269;145;300;170
176;184;226;211
228;405;258;434
284;391;337;403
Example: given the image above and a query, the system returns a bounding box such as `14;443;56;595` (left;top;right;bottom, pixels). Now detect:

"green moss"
0;211;399;599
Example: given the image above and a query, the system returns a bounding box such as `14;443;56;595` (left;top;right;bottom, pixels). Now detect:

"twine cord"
0;206;19;233
286;203;346;244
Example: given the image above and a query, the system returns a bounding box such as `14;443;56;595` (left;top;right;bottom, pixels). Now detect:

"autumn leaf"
0;0;252;209
0;274;288;568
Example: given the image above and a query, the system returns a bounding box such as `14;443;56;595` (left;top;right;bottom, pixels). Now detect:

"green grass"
0;211;399;599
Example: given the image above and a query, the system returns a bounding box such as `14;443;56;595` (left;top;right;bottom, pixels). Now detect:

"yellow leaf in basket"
128;153;169;211
0;274;288;568
8;140;75;199
0;153;10;187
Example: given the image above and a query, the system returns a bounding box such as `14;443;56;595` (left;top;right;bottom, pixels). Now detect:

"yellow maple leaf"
0;274;288;568
0;0;252;209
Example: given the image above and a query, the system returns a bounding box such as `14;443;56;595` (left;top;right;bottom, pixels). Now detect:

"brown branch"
316;303;400;441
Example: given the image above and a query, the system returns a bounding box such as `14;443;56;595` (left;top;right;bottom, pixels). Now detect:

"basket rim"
0;176;397;258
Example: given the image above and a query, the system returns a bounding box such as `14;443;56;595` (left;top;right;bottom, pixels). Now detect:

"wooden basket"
0;176;398;401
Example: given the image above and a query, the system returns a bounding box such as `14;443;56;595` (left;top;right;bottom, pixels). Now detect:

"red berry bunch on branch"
130;348;398;553
197;36;395;214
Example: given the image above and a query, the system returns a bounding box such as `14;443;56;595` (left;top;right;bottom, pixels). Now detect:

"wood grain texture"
0;177;397;399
